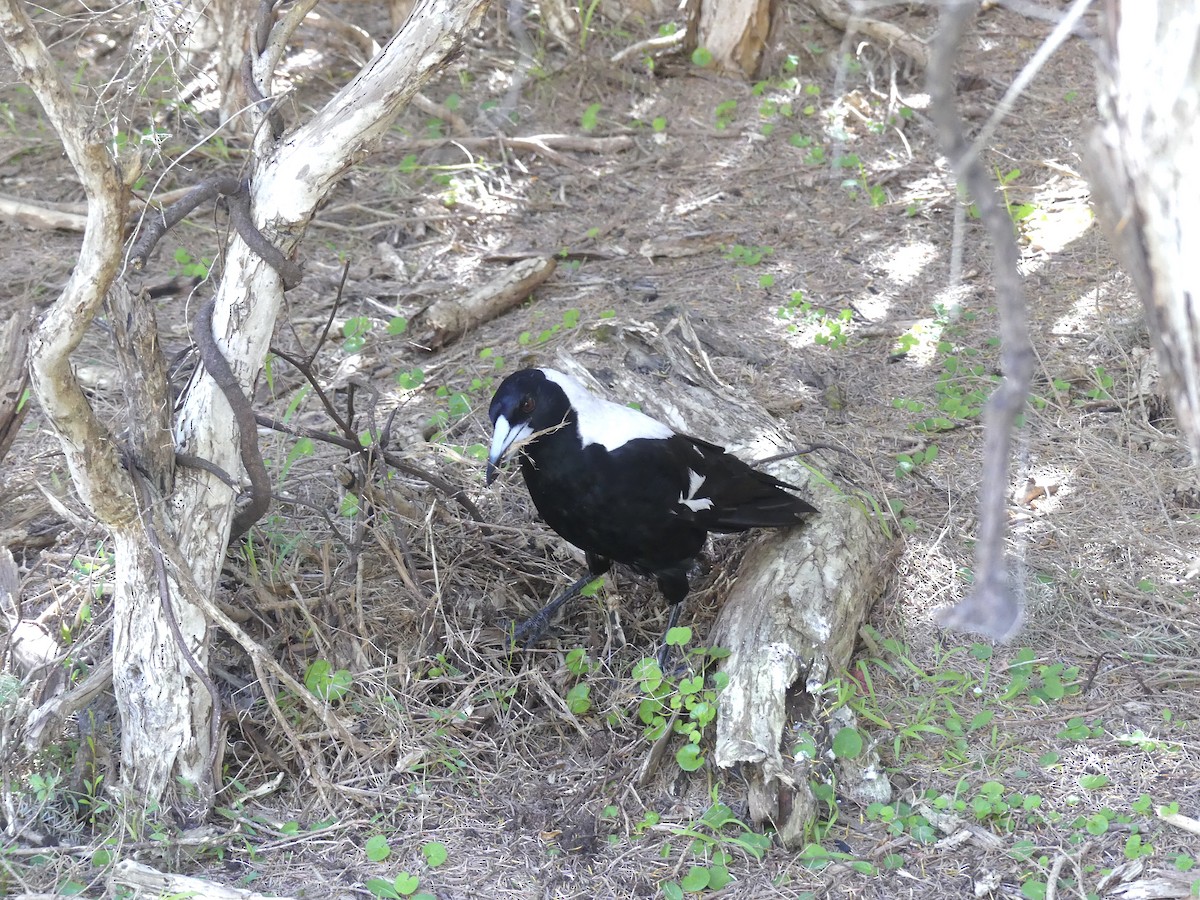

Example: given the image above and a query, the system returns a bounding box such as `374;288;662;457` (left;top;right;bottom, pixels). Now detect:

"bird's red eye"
518;396;536;416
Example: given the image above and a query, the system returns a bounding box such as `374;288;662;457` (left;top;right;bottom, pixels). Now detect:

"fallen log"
411;256;556;351
555;316;895;846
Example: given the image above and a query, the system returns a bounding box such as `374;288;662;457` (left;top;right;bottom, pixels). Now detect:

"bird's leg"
656;601;686;669
510;573;595;649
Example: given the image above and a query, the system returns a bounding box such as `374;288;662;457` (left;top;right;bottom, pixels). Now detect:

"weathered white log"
809;0;930;71
110;860;298;900
557;319;894;845
0;195;88;230
1088;2;1200;465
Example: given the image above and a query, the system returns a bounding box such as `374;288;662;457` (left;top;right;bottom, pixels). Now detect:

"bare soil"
2;3;1199;899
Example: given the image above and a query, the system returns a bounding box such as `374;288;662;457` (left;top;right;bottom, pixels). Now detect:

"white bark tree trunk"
2;0;489;817
1088;1;1200;463
686;0;775;78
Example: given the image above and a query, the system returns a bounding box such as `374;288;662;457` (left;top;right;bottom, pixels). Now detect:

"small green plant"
813;308;853;349
633;629;728;772
837;156;887;207
563;644;598;714
172;247;211;278
517;307;583;346
304;659;352;702
894;444;938;478
580;102;602;132
341;316;372;353
659;798;772;898
397;367;425;390
713;99;737;130
997;167;1037;228
578;0;602;49
724;244;772;266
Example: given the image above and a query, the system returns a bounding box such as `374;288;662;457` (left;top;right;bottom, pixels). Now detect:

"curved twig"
194;297;273;542
129;176;302;288
128;176;241;271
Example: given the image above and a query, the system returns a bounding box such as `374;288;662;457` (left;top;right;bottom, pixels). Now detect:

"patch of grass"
775;292;854;349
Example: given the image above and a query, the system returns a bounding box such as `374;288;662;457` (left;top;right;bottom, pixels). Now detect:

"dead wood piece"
110;859;298;900
809;0;931;70
24;656;113;750
0;304;30;463
414;256;556;351
638;230;738;260
395;133;635;155
689;0;774;78
0;194;87;230
610;30;686;65
554;320;895;846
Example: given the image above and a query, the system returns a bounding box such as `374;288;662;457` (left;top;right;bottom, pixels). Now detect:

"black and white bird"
486;367;816;651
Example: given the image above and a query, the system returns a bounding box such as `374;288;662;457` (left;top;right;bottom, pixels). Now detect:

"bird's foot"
509;611;553;651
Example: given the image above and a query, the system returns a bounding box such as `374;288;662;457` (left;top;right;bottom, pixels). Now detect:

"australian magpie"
486;367;817;651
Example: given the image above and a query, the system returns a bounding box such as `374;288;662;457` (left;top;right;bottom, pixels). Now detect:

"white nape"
540;368;674;451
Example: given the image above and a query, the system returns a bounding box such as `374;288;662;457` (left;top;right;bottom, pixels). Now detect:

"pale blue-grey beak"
486;415;533;485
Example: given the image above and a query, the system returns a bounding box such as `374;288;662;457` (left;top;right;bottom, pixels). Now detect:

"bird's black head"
486;368;571;484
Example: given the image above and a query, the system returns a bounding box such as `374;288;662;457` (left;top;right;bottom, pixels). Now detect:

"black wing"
665;434;817;532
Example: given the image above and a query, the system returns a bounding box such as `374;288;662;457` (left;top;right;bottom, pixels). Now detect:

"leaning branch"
0;0;135;526
929;1;1034;641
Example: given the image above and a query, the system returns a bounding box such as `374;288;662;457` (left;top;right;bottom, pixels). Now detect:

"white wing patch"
540;368;673;451
680;468;713;512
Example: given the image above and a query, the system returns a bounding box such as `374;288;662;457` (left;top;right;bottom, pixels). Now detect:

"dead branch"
809;0;930;70
111;859;299;900
395;133;635;155
929;1;1034;641
0;194;87;230
0;304;30;463
412;256;557;350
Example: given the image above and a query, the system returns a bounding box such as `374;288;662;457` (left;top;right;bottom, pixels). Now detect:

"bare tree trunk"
1088;1;1200;463
1;0;490;818
686;0;776;78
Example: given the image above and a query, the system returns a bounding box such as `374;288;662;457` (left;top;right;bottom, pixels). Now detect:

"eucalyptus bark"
1088;1;1200;464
